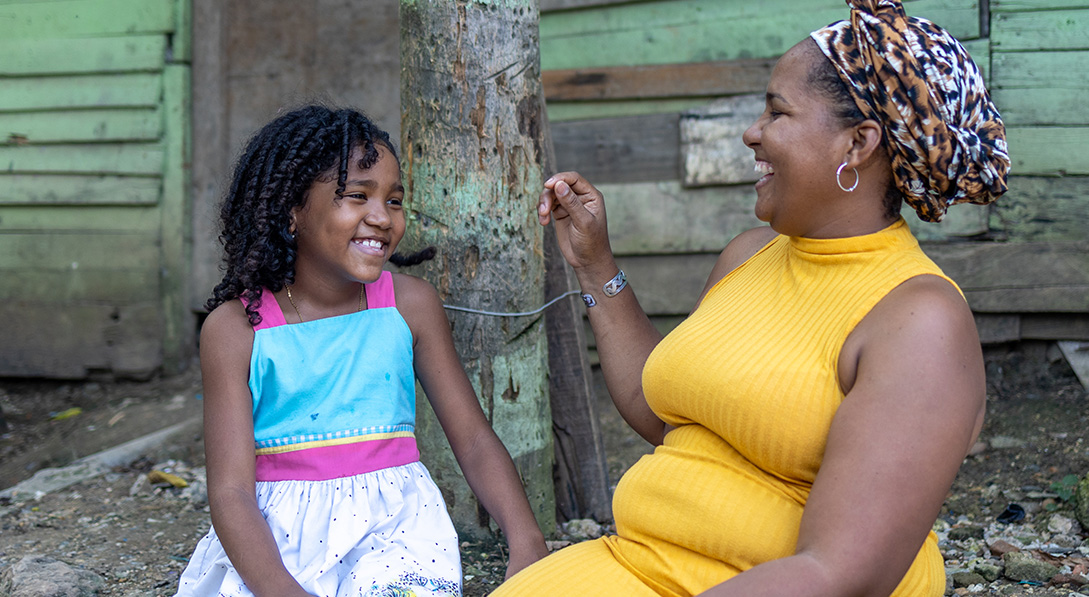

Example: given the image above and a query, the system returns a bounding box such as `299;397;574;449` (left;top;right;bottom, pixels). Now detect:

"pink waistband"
255;436;419;482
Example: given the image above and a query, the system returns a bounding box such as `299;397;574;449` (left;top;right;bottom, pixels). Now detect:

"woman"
494;1;1009;595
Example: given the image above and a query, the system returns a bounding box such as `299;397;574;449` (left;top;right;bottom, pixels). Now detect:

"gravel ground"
1;342;1087;596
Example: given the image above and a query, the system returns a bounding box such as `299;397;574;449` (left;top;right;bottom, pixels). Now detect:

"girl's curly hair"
207;105;429;325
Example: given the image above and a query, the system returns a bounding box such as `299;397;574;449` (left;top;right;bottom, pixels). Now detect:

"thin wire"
442;290;582;317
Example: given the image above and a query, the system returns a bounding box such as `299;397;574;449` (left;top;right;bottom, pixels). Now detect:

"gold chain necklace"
285;284;364;323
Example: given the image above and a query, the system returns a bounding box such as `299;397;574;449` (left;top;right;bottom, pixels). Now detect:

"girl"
176;106;548;597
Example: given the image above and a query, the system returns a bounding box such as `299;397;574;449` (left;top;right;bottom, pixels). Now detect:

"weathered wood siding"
541;0;1089;347
0;0;192;378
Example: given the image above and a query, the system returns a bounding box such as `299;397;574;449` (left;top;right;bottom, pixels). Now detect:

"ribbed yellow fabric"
495;219;952;597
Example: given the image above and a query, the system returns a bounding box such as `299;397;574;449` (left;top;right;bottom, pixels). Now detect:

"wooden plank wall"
540;0;1089;349
0;0;192;378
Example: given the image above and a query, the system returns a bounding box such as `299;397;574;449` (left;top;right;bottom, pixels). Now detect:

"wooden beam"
0;35;167;76
541;0;636;11
551;113;679;183
990;176;1089;242
992;8;1089;50
992;0;1089;11
926;241;1089;312
540;0;980;70
0;108;163;144
0;302;162;379
0;143;164;176
543;59;775;101
1006;126;1089;176
0;0;175;40
0;175;161;206
680;95;763;187
160;63;194;374
0;74;163;113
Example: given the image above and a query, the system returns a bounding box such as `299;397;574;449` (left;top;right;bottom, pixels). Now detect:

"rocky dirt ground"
0;342;1087;596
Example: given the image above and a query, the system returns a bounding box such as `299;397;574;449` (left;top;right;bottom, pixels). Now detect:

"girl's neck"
282;275;368;323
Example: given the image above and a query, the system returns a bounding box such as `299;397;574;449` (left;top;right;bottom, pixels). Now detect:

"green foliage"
1051;474;1080;503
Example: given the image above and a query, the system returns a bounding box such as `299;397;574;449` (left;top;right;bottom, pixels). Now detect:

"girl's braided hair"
207;105;431;325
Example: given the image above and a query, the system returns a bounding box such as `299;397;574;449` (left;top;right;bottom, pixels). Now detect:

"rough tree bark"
399;0;556;539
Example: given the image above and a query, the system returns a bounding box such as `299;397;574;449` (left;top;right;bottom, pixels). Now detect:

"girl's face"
742;42;857;237
292;144;405;286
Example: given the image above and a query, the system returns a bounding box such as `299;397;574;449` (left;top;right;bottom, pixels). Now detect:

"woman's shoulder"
695;226;780;306
390;272;441;306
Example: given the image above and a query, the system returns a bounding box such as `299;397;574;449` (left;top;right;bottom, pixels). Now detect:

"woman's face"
742;42;857;237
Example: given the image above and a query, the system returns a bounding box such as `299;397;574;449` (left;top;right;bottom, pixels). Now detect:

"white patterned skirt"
175;462;461;597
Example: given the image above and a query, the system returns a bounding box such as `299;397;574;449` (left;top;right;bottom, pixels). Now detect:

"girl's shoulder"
390;272;441;307
202;298;255;343
390;273;446;339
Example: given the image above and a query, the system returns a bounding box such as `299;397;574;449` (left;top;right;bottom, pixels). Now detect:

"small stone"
0;554;104;597
973;562;1002;582
1047;513;1078;535
952;571;986;588
561;518;603;540
1002;551;1059;583
989;539;1021;556
1076;475;1089;530
989;436;1027;449
949;525;986;541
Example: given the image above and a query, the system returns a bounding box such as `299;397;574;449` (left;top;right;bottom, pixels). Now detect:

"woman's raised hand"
539;171;613;271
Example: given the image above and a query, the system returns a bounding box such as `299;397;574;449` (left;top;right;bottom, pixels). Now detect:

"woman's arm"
200;303;313;597
698;275;986;597
394;274;549;579
539;172;666;443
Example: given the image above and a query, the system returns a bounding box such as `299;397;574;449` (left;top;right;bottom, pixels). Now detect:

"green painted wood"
159;63;193;373
547;98;710;122
0;108;163;144
172;0;191;63
0;175;161;206
907;203;991;240
990;176;1089;241
0;0;174;40
0;268;159;303
0;35;167;76
599;181;762;255
551;113;679;183
0;301;162;378
992;0;1089;12
1005;126;1089;175
0;74;162;113
993;50;1089;88
0;232;160;270
0;204;161;232
992;9;1089;50
541;0;635;10
540;0;980;69
993;88;1089;126
0;143;165;175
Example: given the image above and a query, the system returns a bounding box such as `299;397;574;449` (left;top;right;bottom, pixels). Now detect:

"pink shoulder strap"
241;289;287;331
365;271;397;309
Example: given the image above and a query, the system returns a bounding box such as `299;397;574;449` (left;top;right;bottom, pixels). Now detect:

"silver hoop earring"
836;161;859;193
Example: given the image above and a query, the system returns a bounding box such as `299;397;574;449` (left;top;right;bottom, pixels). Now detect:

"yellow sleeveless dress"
495;219;953;596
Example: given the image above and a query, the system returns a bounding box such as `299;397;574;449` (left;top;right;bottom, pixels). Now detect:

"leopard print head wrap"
810;0;1009;222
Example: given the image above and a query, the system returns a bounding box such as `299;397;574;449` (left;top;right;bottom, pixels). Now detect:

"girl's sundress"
175;271;461;597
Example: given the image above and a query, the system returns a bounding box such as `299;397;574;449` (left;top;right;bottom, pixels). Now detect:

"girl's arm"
200;302;314;597
697;275;986;597
394;274;549;579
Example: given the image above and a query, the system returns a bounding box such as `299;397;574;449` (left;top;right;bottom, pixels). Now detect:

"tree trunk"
400;0;555;539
